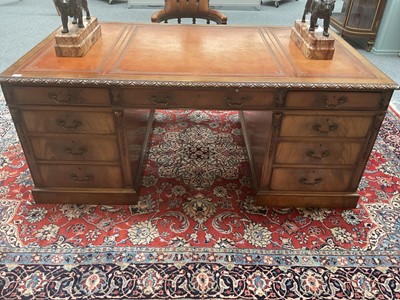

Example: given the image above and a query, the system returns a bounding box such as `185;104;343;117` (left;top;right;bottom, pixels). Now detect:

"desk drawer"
37;164;123;188
286;91;382;110
198;89;276;109
12;86;110;106
120;88;196;108
31;137;120;162
280;114;373;138
275;141;363;165
270;168;353;192
22;110;115;134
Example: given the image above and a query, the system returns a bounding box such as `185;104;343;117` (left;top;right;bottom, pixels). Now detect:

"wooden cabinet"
4;85;153;205
0;23;396;207
241;96;387;208
330;0;387;51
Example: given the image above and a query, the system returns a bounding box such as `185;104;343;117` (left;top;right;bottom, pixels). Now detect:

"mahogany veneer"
0;22;397;207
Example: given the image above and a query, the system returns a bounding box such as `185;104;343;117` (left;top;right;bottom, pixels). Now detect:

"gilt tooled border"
0;77;398;90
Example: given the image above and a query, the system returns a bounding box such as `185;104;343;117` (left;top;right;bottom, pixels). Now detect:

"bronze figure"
302;0;336;37
54;0;91;34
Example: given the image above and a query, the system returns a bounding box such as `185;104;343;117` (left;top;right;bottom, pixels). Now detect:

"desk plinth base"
290;20;335;60
254;192;359;208
32;188;139;205
54;17;101;57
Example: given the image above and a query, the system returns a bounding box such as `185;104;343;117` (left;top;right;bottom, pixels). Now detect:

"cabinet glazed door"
347;0;382;30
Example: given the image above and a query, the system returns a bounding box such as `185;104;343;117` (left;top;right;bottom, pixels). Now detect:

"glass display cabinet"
330;0;387;51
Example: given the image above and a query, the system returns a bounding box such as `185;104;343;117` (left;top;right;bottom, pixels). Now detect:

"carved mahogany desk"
0;22;397;208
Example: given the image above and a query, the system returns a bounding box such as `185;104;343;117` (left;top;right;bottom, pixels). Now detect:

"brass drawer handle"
151;95;172;106
49;92;72;104
312;122;338;135
56;119;82;130
224;96;246;107
306;150;330;161
320;95;347;109
299;177;323;186
65;146;88;157
70;174;94;183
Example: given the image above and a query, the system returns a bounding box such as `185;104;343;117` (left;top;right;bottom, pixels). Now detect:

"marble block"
55;17;102;57
290;20;335;60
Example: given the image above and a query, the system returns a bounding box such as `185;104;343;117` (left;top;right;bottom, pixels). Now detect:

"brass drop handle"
306;150;330;161
224;96;246;107
65;146;88;157
299;177;323;186
151;95;172;106
56;119;82;130
312;122;338;135
320;95;347;109
70;174;94;183
49;92;72;104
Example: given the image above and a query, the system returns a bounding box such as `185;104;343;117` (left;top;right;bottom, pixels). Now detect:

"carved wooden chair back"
151;0;228;24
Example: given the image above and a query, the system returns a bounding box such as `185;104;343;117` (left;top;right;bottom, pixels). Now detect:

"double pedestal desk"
0;22;397;208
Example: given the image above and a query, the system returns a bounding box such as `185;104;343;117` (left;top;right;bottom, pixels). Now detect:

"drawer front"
120;88;197;108
37;164;123;188
270;168;353;192
31;137;120;162
197;89;276;109
12;86;110;105
280;115;372;138
286;91;382;110
22;110;115;134
275;141;363;165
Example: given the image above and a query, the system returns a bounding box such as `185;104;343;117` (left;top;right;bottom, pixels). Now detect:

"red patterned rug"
0;95;399;299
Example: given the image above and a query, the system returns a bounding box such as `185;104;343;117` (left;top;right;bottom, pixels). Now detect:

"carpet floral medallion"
0;95;399;299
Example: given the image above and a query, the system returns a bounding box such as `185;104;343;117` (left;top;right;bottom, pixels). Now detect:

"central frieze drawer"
120;88;197;108
280;115;373;138
12;86;110;105
37;165;123;188
30;137;120;162
197;89;276;109
275;141;363;165
270;168;353;192
286;91;382;110
21;110;115;134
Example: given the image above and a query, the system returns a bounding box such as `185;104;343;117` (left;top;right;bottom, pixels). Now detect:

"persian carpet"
0;93;399;299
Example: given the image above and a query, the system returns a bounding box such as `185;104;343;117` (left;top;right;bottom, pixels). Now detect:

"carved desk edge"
0;77;398;91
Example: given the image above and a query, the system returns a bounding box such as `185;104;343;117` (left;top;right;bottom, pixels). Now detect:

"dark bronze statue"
54;0;91;34
302;0;336;37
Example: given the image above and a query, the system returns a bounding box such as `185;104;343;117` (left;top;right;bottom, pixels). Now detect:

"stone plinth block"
290;20;335;60
55;17;102;57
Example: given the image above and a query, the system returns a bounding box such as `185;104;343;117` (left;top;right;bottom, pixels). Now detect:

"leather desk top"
0;22;397;90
